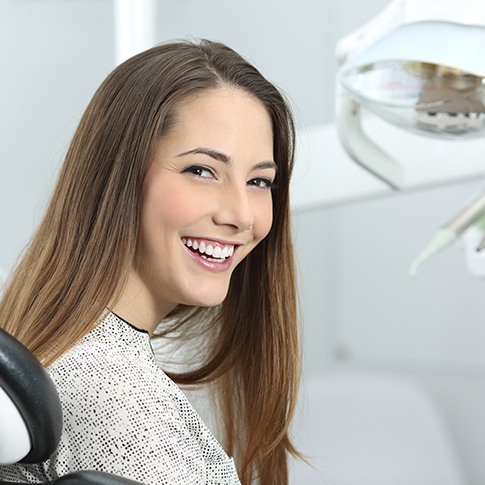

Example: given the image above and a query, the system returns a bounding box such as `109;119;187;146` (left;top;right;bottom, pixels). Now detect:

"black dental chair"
0;328;143;485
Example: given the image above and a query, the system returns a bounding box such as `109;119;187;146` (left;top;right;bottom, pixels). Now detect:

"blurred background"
1;1;485;484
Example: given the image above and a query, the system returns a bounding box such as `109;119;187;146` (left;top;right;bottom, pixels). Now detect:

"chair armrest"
51;470;145;484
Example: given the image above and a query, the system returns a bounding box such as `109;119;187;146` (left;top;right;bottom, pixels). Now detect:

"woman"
0;40;300;484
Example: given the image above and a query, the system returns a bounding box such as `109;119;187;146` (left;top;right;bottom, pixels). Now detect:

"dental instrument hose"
410;190;485;277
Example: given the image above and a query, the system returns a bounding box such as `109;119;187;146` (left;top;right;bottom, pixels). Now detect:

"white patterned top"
0;312;240;484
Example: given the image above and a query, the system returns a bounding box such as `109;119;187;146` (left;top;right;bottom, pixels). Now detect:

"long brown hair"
0;40;300;484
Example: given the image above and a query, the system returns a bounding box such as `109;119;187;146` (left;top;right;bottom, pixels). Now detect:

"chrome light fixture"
337;0;485;189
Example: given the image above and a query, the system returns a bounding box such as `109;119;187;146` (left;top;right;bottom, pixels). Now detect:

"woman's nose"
213;185;255;232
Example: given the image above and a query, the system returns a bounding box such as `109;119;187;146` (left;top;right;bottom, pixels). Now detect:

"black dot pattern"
0;312;240;484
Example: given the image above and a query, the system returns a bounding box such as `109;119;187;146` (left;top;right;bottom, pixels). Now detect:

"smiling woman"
0;40;299;485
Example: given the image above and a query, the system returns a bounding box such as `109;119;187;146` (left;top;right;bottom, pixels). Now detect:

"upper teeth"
182;238;234;258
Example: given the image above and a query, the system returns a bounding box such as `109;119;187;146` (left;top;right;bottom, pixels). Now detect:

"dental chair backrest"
0;327;143;485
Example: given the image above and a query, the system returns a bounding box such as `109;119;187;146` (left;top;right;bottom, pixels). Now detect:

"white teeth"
182;238;234;259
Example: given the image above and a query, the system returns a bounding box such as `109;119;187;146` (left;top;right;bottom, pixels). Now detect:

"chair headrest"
0;328;63;463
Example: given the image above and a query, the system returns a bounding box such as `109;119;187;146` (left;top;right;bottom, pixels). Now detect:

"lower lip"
182;243;236;272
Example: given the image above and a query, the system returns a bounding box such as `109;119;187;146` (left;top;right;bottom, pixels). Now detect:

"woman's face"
120;87;275;326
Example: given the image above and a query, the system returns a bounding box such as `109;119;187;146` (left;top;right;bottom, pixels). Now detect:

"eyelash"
182;165;276;190
248;177;276;190
182;165;215;179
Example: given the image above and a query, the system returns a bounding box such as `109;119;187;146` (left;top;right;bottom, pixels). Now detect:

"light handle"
336;85;405;190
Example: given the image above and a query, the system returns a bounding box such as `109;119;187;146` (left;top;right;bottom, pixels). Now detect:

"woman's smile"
182;237;237;261
181;237;239;272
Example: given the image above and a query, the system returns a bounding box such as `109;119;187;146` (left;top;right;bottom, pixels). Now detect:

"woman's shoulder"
46;311;189;436
47;311;158;387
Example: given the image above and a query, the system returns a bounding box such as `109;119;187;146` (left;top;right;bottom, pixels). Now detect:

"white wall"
1;0;485;483
293;179;485;483
0;0;113;272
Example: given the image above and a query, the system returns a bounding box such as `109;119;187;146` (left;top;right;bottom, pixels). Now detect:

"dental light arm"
336;0;404;65
336;84;404;189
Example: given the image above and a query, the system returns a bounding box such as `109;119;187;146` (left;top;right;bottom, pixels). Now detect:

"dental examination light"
336;0;485;190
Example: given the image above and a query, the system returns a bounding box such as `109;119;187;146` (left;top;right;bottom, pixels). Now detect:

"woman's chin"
184;287;229;308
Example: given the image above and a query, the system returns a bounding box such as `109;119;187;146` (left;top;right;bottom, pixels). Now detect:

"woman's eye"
248;177;275;190
182;165;215;179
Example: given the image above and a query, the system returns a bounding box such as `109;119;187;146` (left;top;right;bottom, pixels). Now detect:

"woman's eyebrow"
177;147;232;165
253;161;278;173
177;147;277;172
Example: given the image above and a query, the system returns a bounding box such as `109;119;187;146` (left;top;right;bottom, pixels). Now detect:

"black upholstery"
0;328;144;485
0;471;142;485
0;328;62;463
42;471;143;484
